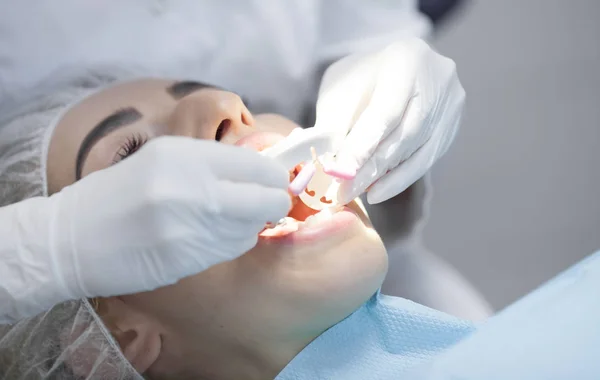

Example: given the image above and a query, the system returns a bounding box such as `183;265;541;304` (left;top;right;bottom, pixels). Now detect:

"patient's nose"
167;89;255;143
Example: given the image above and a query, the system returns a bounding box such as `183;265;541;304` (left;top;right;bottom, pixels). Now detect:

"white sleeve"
0;198;65;324
318;0;432;62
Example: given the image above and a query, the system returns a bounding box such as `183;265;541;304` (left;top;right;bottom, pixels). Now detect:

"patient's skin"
47;79;388;380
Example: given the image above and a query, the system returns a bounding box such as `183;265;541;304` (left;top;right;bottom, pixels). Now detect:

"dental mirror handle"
260;128;335;170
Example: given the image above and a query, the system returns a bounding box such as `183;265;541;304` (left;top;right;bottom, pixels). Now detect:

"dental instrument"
260;128;335;172
261;128;357;194
260;128;357;229
288;145;356;197
289;161;317;196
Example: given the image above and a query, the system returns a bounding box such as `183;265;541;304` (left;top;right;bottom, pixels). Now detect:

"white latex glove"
0;136;290;323
314;38;465;205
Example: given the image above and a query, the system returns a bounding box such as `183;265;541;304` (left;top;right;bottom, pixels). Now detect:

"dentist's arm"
0;136;291;323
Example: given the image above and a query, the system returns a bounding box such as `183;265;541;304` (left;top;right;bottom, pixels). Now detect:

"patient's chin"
323;230;387;303
243;220;387;324
282;228;388;326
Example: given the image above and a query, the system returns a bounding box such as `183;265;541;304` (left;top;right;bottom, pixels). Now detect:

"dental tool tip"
322;161;357;180
288;161;316;195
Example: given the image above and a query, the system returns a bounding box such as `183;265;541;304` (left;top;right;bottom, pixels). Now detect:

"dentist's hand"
55;137;292;297
314;38;465;205
2;136;291;322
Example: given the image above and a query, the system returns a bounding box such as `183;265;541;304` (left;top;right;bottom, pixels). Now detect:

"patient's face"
47;79;387;378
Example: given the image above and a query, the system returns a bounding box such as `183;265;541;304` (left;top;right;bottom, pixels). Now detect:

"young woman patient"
0;69;393;379
57;78;389;379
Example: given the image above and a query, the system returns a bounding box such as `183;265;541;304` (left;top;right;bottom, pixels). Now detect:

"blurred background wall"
424;0;600;309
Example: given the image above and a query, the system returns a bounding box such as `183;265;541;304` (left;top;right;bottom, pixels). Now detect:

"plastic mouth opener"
261;128;356;229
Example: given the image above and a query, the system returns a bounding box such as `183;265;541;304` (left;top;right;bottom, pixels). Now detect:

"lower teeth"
260;217;299;236
261;206;344;236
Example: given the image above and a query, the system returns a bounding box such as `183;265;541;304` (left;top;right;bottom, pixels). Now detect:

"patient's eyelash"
113;133;148;164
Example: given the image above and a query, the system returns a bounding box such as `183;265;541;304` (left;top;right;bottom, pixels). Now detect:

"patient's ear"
98;297;163;373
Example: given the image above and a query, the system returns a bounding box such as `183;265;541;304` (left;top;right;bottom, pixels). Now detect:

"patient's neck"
146;255;376;379
149;290;370;379
215;334;316;380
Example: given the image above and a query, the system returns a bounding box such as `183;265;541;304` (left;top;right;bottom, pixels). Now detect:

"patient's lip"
290;206;360;243
259;206;361;245
235;132;285;152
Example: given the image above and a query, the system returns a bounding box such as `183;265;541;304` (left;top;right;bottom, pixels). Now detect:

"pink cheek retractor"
320;157;357;181
288;161;317;196
288;147;357;202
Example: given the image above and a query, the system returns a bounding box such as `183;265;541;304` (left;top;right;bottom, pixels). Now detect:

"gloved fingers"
337;156;378;205
182;233;259;271
366;135;443;204
210;234;260;263
334;53;418;174
336;96;430;205
230;234;260;258
214;181;292;225
207;143;289;190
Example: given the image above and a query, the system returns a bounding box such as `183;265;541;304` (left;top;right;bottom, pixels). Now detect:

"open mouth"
260;165;351;238
235;131;360;241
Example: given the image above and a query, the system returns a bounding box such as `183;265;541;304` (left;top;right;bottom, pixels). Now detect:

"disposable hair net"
0;66;144;379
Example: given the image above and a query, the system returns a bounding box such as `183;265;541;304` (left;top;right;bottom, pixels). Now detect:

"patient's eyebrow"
166;80;216;99
75;107;142;180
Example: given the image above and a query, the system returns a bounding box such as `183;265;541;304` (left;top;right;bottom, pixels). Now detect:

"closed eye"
112;133;148;164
